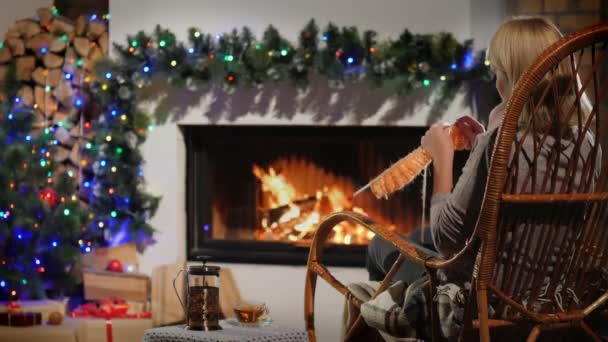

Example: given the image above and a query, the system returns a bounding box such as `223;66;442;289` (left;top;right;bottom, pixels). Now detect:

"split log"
5;30;20;40
42;53;63;68
47;68;62;87
14;19;41;38
0;47;12;64
67;107;80;123
17;86;34;106
50;17;75;35
73;37;90;57
54;145;70;162
32;67;47;85
34;86;58;116
69;125;81;138
69;142;81;165
98;32;108;55
53;80;72;107
36;7;53;26
75;15;87;36
50;36;67;53
88;45;102;64
32;67;62;87
65;47;77;65
87;21;106;39
16;56;36;81
80;57;92;71
6;38;25;56
27;32;53;52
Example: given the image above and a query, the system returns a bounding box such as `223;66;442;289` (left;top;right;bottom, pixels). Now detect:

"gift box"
76;318;153;342
0;300;66;323
0;312;42;327
80;243;139;273
83;269;150;302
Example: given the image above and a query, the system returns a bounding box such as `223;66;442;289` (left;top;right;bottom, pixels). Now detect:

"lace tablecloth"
143;320;308;342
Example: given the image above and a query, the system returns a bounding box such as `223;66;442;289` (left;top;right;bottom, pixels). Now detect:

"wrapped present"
0;299;66;323
83;269;149;302
71;298;152;342
80;243;139;273
0;312;42;327
76;318;152;342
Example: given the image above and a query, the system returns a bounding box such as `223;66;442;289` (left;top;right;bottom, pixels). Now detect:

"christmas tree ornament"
47;311;63;325
39;187;58;207
106;259;123;273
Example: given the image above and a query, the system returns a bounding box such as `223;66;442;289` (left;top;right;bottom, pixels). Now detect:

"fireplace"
183;125;466;266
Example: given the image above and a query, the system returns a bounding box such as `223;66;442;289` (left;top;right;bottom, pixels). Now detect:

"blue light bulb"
35;258;40;265
322;35;328;41
52;241;58;247
100;160;106;167
450;63;457;70
25;135;31;141
105;72;112;79
0;281;5;287
347;57;354;64
143;66;150;73
64;72;73;80
188;47;195;54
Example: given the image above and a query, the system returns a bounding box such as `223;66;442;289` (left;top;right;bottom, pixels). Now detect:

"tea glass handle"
173;269;187;317
262;303;270;317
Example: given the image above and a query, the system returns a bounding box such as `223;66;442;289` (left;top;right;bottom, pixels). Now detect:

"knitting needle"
352;183;371;198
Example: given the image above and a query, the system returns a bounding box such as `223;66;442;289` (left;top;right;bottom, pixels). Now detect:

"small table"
143;320;308;342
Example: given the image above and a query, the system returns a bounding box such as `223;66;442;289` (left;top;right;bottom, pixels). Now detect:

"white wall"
0;0;52;35
109;0;503;340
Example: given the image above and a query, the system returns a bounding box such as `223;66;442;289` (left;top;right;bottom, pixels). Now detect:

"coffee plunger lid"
189;255;220;276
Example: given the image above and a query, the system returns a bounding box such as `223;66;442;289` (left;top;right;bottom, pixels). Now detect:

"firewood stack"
0;7;108;185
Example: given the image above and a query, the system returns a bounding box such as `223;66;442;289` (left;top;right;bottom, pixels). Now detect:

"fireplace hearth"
183;125;466;266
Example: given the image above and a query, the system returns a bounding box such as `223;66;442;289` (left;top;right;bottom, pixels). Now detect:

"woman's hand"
421;124;454;193
421;124;454;163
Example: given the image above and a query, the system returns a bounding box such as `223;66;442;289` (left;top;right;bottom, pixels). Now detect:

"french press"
174;256;222;331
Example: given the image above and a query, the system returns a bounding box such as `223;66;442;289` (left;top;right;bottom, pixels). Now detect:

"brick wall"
509;0;606;33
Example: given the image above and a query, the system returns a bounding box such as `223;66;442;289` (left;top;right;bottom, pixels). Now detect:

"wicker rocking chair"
305;23;608;342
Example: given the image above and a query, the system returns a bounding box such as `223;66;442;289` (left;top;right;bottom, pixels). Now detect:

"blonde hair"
488;17;591;132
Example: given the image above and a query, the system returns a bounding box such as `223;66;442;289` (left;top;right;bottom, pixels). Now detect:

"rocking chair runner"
305;23;608;342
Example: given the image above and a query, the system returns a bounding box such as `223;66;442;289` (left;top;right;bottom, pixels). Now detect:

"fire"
253;162;382;245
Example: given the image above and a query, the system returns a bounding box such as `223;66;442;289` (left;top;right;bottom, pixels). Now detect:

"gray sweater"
430;126;600;260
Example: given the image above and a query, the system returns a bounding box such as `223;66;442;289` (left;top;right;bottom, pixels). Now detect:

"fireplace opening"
183;125;467;266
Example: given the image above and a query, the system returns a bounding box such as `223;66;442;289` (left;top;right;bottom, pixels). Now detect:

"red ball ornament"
106;259;123;273
39;187;58;207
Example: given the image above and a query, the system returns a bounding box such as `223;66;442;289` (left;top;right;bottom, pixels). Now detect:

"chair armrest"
310;211;478;270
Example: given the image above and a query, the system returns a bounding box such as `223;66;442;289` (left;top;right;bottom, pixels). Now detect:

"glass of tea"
233;300;269;323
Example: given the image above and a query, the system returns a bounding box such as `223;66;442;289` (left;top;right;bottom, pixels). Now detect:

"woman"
359;17;598;339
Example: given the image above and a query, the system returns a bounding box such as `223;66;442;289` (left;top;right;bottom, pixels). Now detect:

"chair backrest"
475;23;608;321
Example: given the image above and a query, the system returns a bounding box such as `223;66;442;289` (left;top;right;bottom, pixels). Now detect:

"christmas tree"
0;64;94;300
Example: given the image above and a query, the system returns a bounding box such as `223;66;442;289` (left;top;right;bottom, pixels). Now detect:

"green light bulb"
63;209;70;216
110;211;117;218
131;40;138;47
116;147;123;155
159;40;166;47
423;79;430;87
